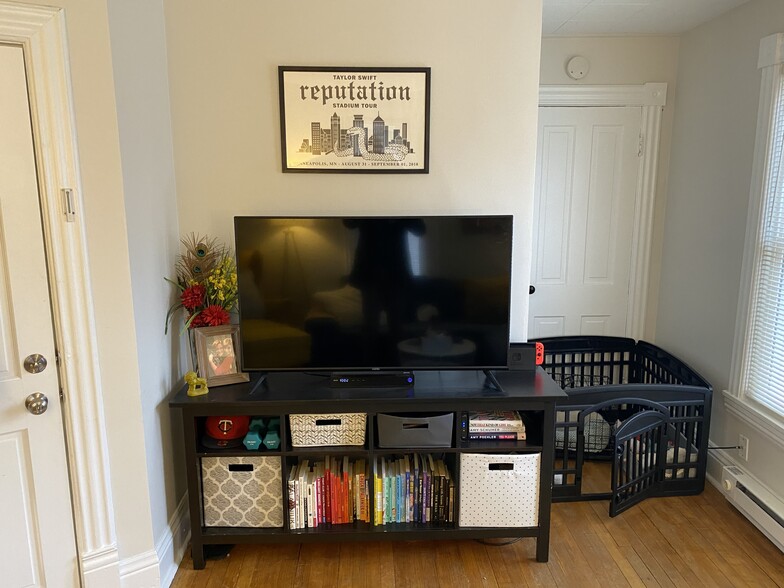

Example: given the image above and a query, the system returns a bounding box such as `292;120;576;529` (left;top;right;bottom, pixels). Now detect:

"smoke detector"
566;56;590;80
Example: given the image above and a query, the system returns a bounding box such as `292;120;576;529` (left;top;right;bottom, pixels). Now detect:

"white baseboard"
119;549;160;588
158;493;191;588
114;493;190;588
82;545;121;588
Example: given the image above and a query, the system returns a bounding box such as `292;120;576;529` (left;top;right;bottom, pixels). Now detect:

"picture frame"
193;325;249;387
279;66;430;173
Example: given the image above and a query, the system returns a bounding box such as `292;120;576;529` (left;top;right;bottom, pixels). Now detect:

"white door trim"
539;83;667;339
0;2;119;585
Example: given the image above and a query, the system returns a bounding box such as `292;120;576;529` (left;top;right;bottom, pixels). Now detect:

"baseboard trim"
82;545;121;588
119;549;160;588
158;493;191;588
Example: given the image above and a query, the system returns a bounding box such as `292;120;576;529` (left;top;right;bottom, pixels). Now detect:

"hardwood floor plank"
391;541;443;587
337;541;395;587
233;544;262;588
456;540;501;588
481;538;545;587
549;509;603;588
593;526;650;588
622;502;701;588
434;540;502;587
293;543;341;588
170;482;783;588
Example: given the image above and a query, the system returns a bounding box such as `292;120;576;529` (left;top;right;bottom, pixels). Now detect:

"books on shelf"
468;431;520;440
467;410;526;440
289;453;455;529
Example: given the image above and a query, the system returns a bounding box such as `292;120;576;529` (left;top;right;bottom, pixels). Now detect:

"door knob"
529;285;536;295
25;392;49;415
23;354;48;374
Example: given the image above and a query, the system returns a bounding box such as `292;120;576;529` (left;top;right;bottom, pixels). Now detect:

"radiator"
721;466;784;553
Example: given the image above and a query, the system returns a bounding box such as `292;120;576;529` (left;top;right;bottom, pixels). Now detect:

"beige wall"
163;0;544;342
540;36;681;338
656;0;784;495
106;0;185;561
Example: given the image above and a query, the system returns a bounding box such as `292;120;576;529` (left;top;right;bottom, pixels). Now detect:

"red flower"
188;312;207;329
181;284;205;311
201;305;230;326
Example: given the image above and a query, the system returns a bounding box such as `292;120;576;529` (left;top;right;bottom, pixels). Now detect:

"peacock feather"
175;233;225;284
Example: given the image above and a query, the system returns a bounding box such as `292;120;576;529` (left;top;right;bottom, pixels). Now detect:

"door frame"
0;3;119;585
538;83;667;339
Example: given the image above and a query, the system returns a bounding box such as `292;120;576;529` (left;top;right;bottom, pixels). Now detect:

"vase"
187;328;199;373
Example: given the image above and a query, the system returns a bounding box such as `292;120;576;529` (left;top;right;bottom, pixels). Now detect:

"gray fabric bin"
377;412;453;447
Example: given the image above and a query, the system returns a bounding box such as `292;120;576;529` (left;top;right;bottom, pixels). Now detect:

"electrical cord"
708;446;742;450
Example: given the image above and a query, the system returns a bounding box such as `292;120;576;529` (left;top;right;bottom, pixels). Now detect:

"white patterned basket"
201;456;283;528
458;452;540;527
289;413;367;447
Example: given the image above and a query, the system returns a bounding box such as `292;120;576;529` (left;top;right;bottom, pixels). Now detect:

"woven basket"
289;413;366;447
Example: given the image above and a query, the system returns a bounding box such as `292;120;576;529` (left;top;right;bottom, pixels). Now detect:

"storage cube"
377;412;453;447
458;453;540;527
201;456;283;528
289;413;366;447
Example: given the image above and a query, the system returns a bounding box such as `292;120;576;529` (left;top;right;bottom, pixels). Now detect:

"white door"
0;45;79;587
529;106;642;338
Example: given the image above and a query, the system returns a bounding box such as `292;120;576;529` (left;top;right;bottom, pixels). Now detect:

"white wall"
163;0;544;342
106;0;186;580
539;36;680;338
656;0;784;496
13;0;156;568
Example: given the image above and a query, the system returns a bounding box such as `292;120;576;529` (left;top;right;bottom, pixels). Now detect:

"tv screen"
234;216;513;371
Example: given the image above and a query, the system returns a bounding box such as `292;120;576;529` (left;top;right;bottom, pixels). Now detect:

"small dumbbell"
263;429;280;450
243;429;263;451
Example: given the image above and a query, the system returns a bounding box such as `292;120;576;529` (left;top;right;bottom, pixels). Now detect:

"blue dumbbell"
249;417;266;434
263;429;280;450
243;429;262;451
243;417;266;451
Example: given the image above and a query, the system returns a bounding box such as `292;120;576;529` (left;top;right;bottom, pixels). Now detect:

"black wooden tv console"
169;368;565;569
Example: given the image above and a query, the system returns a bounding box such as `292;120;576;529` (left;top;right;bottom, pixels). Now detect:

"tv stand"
169;368;565;569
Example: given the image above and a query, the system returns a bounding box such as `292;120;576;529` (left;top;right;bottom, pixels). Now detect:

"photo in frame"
194;325;249;387
279;66;430;173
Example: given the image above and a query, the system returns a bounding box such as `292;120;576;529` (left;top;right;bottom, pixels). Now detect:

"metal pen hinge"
62;188;76;222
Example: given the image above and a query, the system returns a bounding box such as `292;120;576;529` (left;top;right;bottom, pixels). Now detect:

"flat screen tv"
234;215;513;371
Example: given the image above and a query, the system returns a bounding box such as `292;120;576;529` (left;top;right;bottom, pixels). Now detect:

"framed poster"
279;66;430;173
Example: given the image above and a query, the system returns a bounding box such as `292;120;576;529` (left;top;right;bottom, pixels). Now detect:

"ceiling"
543;0;751;36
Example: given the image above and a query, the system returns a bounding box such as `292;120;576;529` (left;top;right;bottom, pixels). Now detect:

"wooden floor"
171;480;784;588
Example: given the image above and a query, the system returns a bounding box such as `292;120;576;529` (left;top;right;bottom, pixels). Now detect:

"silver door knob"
25;392;49;415
24;354;48;374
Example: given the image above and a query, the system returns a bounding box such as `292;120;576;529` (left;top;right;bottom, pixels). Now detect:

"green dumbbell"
263;429;280;450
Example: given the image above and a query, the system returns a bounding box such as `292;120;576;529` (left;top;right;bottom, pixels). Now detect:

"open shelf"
170;368;565;568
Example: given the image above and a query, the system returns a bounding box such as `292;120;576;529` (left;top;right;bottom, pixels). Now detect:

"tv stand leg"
482;369;502;391
191;542;205;570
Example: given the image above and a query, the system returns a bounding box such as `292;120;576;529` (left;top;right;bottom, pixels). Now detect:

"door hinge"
59;388;64;401
62;188;76;222
638;133;644;157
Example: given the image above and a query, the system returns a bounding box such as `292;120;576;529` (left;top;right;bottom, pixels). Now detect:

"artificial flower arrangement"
165;234;238;334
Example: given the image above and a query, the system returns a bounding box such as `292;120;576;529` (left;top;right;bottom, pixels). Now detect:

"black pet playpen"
536;336;712;516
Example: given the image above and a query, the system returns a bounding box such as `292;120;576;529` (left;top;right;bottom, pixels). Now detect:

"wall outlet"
738;434;749;461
